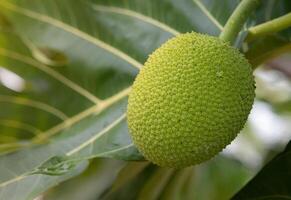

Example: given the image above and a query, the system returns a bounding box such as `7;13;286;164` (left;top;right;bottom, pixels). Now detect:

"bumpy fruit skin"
127;32;255;168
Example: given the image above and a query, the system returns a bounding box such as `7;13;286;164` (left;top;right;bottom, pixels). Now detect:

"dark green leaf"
232;142;291;200
246;35;291;66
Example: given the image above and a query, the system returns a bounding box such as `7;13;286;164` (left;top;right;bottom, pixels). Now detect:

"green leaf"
0;0;239;199
254;0;291;27
246;35;291;66
44;159;126;200
160;167;194;200
137;168;175;200
104;156;250;200
0;0;143;198
101;162;155;200
104;161;150;196
0;160;88;200
0;95;143;199
0;0;290;199
0;29;141;197
245;0;291;66
232;142;291;200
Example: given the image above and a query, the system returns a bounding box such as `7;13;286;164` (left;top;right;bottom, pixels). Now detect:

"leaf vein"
192;0;223;31
0;95;68;121
34;86;131;142
0;2;143;70
0;119;42;136
92;4;180;36
66;113;126;156
0;48;101;104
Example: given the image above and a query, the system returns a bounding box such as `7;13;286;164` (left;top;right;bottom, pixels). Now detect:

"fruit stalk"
247;13;291;41
219;0;261;44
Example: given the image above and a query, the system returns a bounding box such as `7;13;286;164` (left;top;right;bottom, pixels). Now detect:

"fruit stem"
219;0;261;45
247;13;291;41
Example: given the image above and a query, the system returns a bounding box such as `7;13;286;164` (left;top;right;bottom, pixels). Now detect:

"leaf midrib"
0;47;101;104
192;0;224;31
0;95;68;121
92;4;180;36
0;86;131;187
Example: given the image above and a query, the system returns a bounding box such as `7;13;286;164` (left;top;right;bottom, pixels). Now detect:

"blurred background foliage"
0;0;290;200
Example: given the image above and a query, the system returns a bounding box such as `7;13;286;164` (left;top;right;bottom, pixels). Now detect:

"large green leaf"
0;95;141;199
0;0;239;199
0;0;290;199
232;142;291;200
245;35;291;66
100;156;250;200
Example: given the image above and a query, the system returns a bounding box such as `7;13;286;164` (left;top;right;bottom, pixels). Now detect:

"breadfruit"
127;32;255;168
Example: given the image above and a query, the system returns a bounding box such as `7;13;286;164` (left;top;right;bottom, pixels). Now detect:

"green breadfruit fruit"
127;32;255;168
